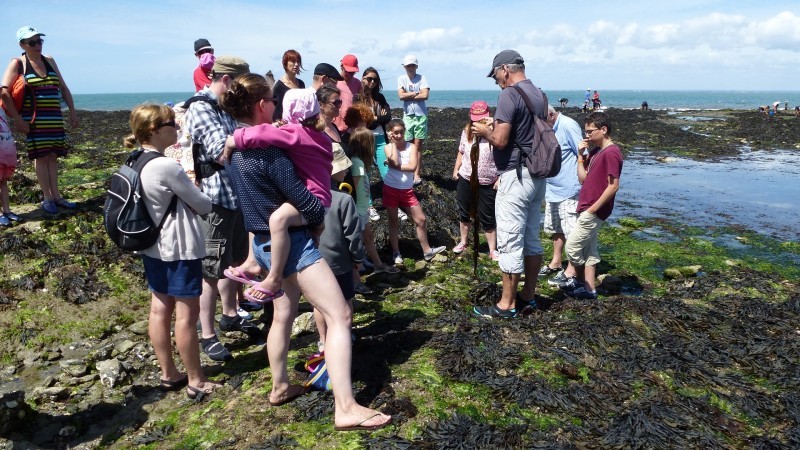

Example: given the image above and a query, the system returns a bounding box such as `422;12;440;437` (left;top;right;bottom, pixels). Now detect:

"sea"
72;90;800;112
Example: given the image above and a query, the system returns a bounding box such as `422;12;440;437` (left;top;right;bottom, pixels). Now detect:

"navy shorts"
335;272;355;300
252;230;322;278
142;256;203;298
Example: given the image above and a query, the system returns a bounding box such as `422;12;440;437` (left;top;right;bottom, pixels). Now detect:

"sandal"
223;266;260;285
159;374;188;391
54;198;77;209
244;285;284;304
186;383;219;401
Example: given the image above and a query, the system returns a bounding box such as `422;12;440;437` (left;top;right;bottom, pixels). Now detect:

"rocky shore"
0;107;797;449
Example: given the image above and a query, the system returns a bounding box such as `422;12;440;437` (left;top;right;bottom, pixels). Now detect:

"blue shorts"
252;230;321;278
142;256;203;298
335;272;355;300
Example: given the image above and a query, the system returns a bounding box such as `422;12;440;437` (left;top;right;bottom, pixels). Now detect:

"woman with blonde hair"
124;104;219;399
221;74;392;430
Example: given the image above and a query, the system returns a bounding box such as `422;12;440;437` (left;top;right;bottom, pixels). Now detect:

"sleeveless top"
21;55;68;159
383;142;414;190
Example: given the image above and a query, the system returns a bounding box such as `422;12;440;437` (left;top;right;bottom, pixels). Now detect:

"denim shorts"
252;230;321;279
142;256;203;298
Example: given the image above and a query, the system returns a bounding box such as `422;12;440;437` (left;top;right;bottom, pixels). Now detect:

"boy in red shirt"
561;112;623;300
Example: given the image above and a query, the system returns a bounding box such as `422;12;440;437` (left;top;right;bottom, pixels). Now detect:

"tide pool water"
73;90;800;111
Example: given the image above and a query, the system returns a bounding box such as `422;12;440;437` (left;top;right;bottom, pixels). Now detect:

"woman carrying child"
125;104;220;399
383;118;445;264
221;73;391;430
450;101;499;261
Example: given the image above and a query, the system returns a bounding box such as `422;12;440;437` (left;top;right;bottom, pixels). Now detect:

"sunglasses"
156;120;177;129
326;99;343;107
25;38;44;47
363;77;378;83
266;96;278;105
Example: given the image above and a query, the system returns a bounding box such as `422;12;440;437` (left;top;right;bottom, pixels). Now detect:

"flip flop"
187;385;210;401
223;267;260;286
373;265;400;274
269;384;309;406
159;374;188;391
244;285;285;304
334;413;393;431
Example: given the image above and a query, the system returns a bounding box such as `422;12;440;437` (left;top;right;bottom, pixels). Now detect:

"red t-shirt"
193;66;211;92
577;144;623;221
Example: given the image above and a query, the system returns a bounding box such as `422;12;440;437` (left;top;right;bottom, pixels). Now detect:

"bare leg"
47;154;62;201
457;221;470;248
362;222;392;270
1;181;9;213
33;155;54;201
413;139;424;182
175;295;218;391
520;254;542;301
584;264;597;292
149;292;180;381
199;278;219;340
314;297;354;353
408;204;431;253
387;207;400;254
255;203;306;300
497;272;521;311
485;229;497;254
549;233;566;268
265;282;300;404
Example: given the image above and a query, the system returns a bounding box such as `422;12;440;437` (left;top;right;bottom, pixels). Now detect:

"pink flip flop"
223;267;260;286
244;285;285;304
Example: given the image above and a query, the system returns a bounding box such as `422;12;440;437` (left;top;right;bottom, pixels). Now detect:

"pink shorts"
0;164;15;182
382;185;419;209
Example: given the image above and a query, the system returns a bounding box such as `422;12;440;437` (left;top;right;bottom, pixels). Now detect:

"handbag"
2;56;36;122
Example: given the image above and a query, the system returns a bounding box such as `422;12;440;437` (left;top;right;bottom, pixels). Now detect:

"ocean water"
73;90;800;112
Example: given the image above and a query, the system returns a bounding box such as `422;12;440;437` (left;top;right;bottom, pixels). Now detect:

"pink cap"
199;53;215;71
341;54;359;73
469;100;490;121
282;88;320;124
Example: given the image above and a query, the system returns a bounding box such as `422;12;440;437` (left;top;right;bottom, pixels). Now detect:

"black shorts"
455;176;497;231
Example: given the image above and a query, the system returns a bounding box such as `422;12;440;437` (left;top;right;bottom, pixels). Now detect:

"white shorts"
494;169;546;274
543;197;578;236
565;211;604;266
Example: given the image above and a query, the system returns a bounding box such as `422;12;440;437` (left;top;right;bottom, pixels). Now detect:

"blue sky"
5;1;800;94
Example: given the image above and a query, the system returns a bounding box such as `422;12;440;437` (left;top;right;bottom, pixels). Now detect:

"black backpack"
511;85;562;179
103;150;177;252
182;95;225;183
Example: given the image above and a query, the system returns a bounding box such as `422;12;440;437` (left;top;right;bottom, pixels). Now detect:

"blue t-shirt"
546;113;583;202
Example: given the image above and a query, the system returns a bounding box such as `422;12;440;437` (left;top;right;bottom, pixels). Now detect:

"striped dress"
20;56;68;160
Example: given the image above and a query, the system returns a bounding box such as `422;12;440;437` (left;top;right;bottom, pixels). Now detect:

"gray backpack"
512;85;562;178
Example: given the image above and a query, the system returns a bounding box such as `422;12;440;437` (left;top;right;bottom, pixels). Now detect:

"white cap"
402;54;419;66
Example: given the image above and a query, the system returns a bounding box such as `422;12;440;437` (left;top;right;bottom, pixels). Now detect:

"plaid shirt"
183;88;239;210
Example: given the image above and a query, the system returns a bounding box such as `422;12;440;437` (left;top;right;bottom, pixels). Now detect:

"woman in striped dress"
0;26;79;214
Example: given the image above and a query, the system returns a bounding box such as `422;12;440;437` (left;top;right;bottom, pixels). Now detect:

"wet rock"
59;359;88;377
88;342;114;363
664;265;703;279
113;339;136;357
414;260;427;270
64;373;98;387
597;274;623;295
30;386;70;403
96;359;127;388
0;391;35;437
291;312;316;337
128;320;149;335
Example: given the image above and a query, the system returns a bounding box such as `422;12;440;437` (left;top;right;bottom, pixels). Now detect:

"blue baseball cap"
17;26;44;42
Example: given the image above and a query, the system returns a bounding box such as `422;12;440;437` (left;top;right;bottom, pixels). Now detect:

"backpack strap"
182;95;225;182
127;150;179;230
511;85;548;181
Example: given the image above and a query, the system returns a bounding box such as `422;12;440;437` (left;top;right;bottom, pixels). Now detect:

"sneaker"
489;250;500;261
54;198;77;209
238;300;263;312
472;305;518;319
423;246;446;261
41;200;58;214
368;207;380;222
452;242;467;254
547;271;569;286
557;276;583;291
354;283;374;295
393;252;403;265
564;286;598;300
236;307;253;320
219;314;264;341
4;212;22;222
0;215;10;227
200;335;232;362
398;210;408;222
538;264;561;277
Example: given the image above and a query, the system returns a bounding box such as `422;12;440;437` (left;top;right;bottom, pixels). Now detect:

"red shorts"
382;185;419;209
0;164;15;182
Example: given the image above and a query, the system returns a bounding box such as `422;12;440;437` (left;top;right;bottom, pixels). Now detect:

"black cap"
487;50;524;77
314;63;344;81
194;38;213;54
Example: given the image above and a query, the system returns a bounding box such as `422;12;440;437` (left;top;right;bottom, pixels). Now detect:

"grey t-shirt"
492;79;546;173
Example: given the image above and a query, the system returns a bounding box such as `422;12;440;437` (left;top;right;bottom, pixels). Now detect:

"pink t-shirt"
333;76;362;132
233;123;333;207
456;130;497;185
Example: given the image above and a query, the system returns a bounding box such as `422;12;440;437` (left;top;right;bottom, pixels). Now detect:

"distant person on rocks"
193;39;214;92
772;101;780;114
592;90;601;110
383;118;445;264
795;106;800;117
450;100;498;261
334;54;362;133
559;98;569;107
641;101;648;111
398;55;429;185
583;89;591;112
2;26;79;215
470;50;547;319
183;56;262;362
560;112;624;300
540;106;583;287
221;73;392;430
311;63;343;91
125;104;221;399
272;50;306;122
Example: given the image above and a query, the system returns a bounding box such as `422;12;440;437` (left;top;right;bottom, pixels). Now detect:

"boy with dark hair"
561;112;623;300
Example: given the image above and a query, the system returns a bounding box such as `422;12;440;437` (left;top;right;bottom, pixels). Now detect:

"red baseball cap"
469;101;490;121
341;54;359;73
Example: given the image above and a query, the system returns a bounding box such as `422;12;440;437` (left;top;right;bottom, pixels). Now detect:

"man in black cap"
311;63;343;90
470;49;548;319
193;39;214;91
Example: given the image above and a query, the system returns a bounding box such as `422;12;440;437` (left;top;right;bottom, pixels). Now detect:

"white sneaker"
423;246;446;261
398;210;408;222
237;307;253;320
368;207;380;222
393;252;403;265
